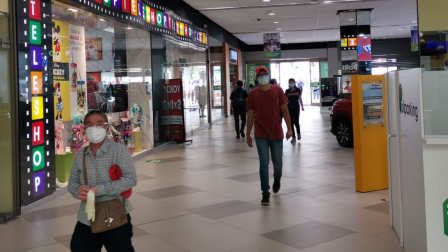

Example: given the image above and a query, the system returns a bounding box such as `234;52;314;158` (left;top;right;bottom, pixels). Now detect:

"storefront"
209;36;225;122
0;0;15;223
15;0;208;206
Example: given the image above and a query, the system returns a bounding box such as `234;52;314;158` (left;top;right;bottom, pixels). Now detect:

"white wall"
327;48;339;77
244;48;327;62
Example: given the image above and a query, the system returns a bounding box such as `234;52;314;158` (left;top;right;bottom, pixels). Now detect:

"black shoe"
291;137;296;144
273;179;281;193
298;134;301;140
240;131;245;138
261;195;270;206
236;135;240;139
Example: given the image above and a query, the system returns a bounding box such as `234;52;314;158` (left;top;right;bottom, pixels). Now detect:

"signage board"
342;60;359;75
61;0;208;48
230;49;238;64
362;82;384;125
357;35;372;61
161;79;186;142
17;0;56;205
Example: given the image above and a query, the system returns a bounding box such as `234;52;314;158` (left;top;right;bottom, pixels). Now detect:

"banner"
53;62;70;122
357;36;372;61
246;64;271;91
68;24;87;118
161;79;186;142
263;32;281;58
51;20;69;63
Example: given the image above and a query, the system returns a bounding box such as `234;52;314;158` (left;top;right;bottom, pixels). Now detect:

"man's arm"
230;100;234;115
246;109;255;147
281;104;293;139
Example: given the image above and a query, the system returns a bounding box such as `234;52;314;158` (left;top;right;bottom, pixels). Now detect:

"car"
330;94;353;148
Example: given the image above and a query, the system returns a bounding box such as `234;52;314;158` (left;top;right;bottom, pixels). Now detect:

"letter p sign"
33;170;45;196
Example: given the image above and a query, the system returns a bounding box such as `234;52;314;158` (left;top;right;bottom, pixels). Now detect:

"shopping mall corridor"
0;107;404;252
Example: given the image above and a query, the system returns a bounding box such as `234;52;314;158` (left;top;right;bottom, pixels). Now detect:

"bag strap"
83;148;88;186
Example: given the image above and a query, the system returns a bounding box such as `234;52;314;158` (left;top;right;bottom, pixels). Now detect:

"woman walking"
285;78;305;143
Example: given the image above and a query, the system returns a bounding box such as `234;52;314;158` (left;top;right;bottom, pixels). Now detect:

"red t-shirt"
247;85;288;140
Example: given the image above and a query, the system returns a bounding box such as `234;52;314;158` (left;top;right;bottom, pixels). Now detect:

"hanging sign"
16;0;56;205
263;32;281;58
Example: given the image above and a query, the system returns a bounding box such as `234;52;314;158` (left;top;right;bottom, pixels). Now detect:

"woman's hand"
78;185;90;201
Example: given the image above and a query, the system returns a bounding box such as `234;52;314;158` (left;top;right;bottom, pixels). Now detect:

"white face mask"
258;76;270;85
86;126;107;144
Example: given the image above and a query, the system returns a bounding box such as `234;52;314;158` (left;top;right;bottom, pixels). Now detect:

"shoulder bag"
83;148;128;233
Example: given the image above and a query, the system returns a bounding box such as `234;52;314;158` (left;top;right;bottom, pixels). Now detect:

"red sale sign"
161;79;186;142
357;36;372;61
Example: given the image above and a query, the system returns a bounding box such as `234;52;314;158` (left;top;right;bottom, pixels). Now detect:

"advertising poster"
52;20;70;63
362;82;384;125
85;37;103;60
69;24;87;118
357;36;372;61
246;64;271;91
342;76;352;93
53;62;71;122
263;32;281;58
411;26;418;52
161;79;186;142
342;60;359;75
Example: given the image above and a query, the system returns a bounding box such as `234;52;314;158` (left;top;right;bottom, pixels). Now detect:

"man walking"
230;80;249;139
246;66;293;206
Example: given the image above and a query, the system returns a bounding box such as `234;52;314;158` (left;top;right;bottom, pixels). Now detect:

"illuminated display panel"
17;0;56;205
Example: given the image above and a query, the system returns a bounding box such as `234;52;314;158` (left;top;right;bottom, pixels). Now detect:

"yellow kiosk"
351;75;389;192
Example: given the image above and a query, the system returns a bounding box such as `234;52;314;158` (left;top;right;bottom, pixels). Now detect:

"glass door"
270;63;280;86
280;62;311;105
310;61;321;106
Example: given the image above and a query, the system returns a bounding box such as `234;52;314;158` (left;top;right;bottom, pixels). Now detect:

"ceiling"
183;0;417;45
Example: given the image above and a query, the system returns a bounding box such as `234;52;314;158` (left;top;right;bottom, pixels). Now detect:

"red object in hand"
109;164;132;199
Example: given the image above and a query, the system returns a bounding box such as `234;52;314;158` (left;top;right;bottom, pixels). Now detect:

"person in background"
285;78;305;143
68;110;137;252
246;66;293;206
230;80;249;139
298;79;304;92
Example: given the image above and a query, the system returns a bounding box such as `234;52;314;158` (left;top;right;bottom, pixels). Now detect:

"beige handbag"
83;148;128;234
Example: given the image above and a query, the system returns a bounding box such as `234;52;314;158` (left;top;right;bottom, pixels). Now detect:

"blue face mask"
289;83;296;88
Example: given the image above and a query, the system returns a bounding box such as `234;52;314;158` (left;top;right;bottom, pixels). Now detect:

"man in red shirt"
246;66;293;206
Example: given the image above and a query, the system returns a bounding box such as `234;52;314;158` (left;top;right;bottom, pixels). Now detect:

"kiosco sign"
342;61;359;75
17;0;56;204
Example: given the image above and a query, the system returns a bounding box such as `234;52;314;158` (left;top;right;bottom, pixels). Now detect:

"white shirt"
86;48;98;60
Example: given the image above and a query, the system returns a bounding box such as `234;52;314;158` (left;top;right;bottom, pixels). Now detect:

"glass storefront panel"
280;62;311;105
310;62;320;105
270;63;280;85
0;12;14;214
209;37;224;122
151;33;208;142
51;2;154;171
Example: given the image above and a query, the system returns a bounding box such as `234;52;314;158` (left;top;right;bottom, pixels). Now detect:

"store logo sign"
179;23;184;36
130;0;137;16
168;16;172;30
32;121;44;146
31;96;44;120
342;61;358;74
156;11;163;27
31;72;43;95
29;0;41;20
33;171;45;196
112;0;121;10
32;146;45;171
399;84;419;122
30;46;42;70
103;0;111;7
163;13;168;28
30;21;41;45
150;9;156;25
122;0;130;13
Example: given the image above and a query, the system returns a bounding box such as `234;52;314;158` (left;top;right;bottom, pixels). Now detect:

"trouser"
233;109;247;135
255;138;283;196
289;108;301;138
70;214;135;252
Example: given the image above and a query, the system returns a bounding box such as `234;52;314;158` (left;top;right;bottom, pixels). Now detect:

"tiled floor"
1;107;405;252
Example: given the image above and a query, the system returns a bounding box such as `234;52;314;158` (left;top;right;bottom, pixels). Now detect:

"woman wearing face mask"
285;78;305;143
267;39;278;52
68;110;137;252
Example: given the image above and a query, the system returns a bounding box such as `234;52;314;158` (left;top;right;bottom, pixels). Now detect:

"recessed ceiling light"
262;0;270;2
412;21;417;23
280;35;284;36
67;8;78;12
323;1;333;3
273;21;279;24
398;28;403;30
268;11;275;16
126;27;133;30
349;19;354;21
276;28;282;30
99;18;105;21
359;33;364;36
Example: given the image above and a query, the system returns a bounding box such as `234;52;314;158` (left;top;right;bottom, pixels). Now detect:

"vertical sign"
17;0;55;204
161;79;186;142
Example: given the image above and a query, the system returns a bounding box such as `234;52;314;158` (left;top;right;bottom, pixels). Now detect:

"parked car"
330;94;353;148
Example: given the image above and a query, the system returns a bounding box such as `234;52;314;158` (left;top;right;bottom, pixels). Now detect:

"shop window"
50;2;154;186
